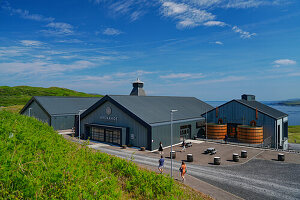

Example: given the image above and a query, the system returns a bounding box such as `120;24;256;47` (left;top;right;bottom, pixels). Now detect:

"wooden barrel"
187;154;193;162
214;157;221;165
207;124;227;139
237;125;263;144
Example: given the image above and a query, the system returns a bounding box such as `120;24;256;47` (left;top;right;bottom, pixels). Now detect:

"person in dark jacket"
158;141;163;154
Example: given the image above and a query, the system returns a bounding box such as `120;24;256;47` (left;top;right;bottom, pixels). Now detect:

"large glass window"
113;130;121;144
91;127;105;141
106;130;113;143
90;126;121;145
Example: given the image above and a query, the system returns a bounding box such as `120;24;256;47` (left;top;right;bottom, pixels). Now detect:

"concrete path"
89;144;300;200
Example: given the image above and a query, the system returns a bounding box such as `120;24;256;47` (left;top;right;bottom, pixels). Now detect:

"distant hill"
0;86;103;107
277;99;300;106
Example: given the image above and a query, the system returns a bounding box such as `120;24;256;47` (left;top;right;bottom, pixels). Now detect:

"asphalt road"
93;146;300;200
289;143;300;152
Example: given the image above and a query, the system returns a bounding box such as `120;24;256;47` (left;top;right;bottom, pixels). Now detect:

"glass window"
113;130;120;144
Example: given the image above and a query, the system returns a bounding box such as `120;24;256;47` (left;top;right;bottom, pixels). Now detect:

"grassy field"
0;86;103;107
0;111;210;199
289;125;300;144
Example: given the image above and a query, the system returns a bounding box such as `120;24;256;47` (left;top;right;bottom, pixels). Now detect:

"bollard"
187;154;193;162
233;153;239;162
241;150;247;158
214;157;221;165
170;151;176;159
278;153;285;161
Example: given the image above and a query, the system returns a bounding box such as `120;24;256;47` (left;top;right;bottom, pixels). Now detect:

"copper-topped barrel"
237;125;263;144
207;123;227;139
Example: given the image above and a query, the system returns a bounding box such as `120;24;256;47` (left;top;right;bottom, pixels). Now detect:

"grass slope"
0;86;103;107
0;111;208;199
288;125;300;144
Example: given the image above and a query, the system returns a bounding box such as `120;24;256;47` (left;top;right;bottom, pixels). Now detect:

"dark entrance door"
90;126;121;145
180;125;191;141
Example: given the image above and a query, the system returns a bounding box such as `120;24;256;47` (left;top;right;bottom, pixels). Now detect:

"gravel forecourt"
91;145;300;200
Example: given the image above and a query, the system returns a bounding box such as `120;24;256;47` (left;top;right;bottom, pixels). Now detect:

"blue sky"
0;0;299;101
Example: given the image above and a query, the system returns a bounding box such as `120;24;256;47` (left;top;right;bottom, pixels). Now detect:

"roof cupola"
130;78;146;96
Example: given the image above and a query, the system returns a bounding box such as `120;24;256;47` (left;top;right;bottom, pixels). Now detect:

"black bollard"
278;153;285;161
214;157;221;165
241;150;247;158
170;151;176;159
233;153;239;162
187;154;193;162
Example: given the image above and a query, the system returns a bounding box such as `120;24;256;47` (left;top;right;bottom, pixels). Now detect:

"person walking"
158;155;164;174
224;134;228;144
180;161;187;181
158;142;163;154
181;139;186;152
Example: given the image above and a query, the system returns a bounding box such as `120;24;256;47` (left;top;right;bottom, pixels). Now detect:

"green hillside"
0;111;208;199
0;86;103;107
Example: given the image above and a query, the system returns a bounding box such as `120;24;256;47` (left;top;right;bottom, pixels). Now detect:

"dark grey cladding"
21;96;101;115
130;78;146;96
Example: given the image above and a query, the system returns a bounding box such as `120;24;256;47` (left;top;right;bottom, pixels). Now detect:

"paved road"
93;145;300;200
289;143;300;152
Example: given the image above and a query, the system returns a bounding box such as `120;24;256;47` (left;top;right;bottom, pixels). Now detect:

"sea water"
206;101;300;126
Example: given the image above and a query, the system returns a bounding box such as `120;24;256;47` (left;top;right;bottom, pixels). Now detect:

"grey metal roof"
109;95;213;124
33;96;101;115
235;99;288;119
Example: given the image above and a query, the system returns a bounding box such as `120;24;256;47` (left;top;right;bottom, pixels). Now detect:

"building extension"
20;96;101;130
205;94;288;150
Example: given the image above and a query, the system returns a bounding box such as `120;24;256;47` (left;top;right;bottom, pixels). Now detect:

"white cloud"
103;28;123;36
162;2;188;15
215;41;223;45
160;73;204;79
204;21;227;27
1;3;54;22
92;0;151;21
0;60;95;75
287;72;300;77
225;0;264;8
193;75;246;85
232;26;256;38
273;59;297;67
160;1;215;28
20;40;44;47
224;0;285;9
45;22;74;35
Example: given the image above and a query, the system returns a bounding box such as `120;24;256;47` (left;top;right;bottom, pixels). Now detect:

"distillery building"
79;79;213;150
20;96;101;130
204;94;288;150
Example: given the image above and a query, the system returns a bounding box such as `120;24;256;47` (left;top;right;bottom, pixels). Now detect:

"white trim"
150;117;205;127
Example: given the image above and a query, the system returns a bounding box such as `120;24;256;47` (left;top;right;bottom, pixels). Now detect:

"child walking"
158;155;164;174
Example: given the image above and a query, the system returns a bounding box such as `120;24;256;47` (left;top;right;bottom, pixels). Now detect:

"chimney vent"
242;94;255;101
